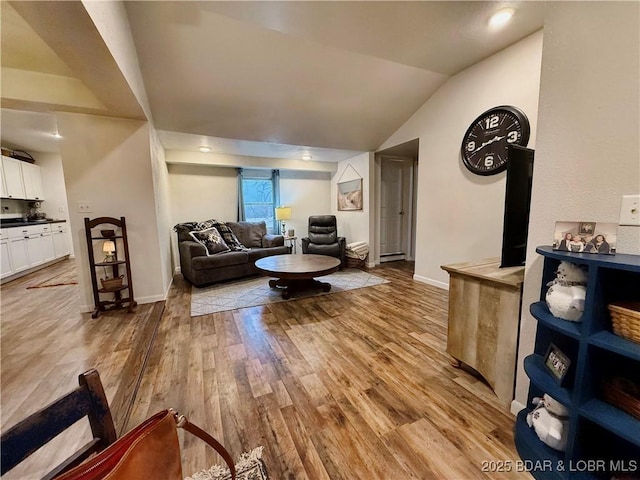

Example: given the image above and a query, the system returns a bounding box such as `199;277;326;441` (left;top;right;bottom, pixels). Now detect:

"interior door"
380;159;404;258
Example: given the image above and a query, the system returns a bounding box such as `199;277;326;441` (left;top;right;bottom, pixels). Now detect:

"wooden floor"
1;258;531;479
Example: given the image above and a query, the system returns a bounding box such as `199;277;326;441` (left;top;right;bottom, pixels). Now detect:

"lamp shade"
102;240;116;253
275;207;292;221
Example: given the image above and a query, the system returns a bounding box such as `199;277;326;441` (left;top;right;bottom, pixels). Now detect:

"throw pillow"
196;220;248;251
189;227;230;255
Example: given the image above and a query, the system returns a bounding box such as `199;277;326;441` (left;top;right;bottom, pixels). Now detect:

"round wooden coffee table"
254;254;341;299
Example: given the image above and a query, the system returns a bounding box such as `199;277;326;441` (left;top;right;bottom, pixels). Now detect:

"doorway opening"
374;139;419;271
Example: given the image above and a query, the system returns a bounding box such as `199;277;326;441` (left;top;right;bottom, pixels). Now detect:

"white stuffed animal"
545;261;588;322
526;394;570;451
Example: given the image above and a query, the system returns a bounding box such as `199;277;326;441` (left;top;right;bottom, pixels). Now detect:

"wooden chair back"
1;369;117;479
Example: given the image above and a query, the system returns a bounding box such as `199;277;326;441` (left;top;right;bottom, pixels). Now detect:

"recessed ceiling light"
301;154;312;161
199;146;211;153
489;8;515;28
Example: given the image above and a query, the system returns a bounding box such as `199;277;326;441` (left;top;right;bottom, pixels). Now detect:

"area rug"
185;446;268;480
191;268;389;317
26;266;78;289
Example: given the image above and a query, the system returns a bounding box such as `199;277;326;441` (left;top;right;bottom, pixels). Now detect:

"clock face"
461;106;530;176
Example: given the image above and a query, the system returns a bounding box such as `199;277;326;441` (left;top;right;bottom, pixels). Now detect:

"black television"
500;145;535;268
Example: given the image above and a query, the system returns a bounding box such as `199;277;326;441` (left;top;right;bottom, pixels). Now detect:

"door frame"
373;145;418;267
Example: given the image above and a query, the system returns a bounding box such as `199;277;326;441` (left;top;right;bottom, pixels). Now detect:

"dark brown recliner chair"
301;215;346;268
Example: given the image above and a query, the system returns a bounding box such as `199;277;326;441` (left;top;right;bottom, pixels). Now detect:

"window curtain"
237;168;245;221
272;169;281;234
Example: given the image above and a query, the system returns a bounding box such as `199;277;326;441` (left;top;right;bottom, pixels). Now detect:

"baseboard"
136;293;167;304
380;253;405;263
80;292;168;314
511;399;526;417
412;273;448;290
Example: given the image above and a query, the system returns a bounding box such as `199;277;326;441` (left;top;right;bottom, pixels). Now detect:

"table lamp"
103;240;116;262
275;206;291;235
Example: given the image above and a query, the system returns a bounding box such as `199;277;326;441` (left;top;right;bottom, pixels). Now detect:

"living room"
1;2;639;479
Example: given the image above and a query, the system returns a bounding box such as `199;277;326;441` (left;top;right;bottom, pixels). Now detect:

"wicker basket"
608;301;640;344
101;276;124;290
602;377;640;420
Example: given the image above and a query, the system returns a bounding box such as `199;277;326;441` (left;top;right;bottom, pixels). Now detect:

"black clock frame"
460;105;530;176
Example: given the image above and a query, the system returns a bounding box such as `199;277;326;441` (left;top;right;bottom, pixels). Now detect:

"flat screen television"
500;145;535;268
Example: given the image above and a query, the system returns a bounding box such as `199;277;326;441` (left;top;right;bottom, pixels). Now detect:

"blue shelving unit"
515;247;640;479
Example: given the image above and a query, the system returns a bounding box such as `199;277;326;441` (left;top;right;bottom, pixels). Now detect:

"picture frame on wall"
552;221;618;254
544;343;572;386
337;178;363;211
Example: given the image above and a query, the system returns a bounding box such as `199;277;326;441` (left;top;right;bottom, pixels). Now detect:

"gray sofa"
174;220;288;287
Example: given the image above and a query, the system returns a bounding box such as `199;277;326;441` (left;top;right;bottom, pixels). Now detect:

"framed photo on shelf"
544;343;572;386
552;221;618;254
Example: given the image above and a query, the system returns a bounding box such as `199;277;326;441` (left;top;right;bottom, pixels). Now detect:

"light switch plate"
619;195;640;226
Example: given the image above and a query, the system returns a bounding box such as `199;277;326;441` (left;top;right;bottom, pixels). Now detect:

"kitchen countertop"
0;219;67;228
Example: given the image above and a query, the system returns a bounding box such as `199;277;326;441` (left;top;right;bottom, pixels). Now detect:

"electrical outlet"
78;201;92;213
619;195;640;226
58;206;65;213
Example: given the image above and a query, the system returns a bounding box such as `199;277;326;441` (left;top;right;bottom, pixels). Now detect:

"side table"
283;236;297;254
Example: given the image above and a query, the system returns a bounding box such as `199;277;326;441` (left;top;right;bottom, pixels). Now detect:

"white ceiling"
1;1;546;162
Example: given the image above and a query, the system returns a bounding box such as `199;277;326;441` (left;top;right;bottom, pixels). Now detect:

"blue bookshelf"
515;247;640;479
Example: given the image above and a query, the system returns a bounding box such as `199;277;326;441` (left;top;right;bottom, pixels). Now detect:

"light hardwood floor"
1;258;531;479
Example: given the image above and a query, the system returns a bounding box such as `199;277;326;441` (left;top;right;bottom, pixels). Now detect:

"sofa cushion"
227;221;266;248
247;246;289;262
191;251;249;270
197;219;247;251
174;222;199;242
189;227;230;255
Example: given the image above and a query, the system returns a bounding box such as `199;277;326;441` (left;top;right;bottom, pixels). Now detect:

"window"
239;169;279;233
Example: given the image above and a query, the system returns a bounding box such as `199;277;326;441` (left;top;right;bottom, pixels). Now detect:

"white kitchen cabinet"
21;162;45;200
40;225;55;263
2;156;26;199
0;160;7;199
1;222;68;280
52;223;70;258
0;229;13;279
7;227;30;273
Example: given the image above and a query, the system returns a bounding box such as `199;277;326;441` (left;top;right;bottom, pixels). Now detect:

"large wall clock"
460;105;530;176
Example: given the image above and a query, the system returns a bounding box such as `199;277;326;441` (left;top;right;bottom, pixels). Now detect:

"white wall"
379;31;543;288
515;2;640;406
167;161;332;268
37;152;73;256
280;170;332;254
332;152;372;247
149;128;173;295
57;112;166;310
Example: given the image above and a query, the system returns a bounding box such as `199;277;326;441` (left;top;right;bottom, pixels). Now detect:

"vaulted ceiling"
1;1;546;161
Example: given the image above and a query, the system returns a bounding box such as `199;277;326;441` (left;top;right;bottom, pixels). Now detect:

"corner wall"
57;112;166;310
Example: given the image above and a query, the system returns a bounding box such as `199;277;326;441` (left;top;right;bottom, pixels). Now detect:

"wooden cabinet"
84;217;136;318
21;162;45;200
441;258;524;406
515;246;640;479
2;156;26;199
